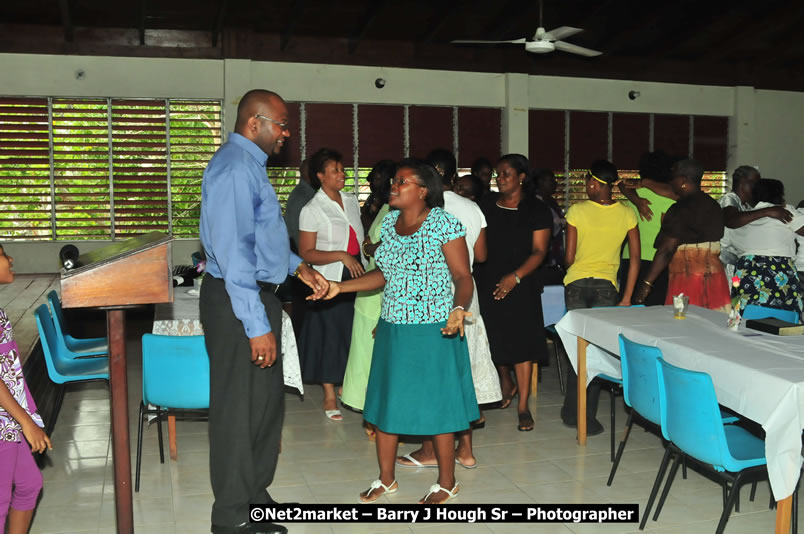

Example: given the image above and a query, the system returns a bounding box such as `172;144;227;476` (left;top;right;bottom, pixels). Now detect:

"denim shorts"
565;278;619;311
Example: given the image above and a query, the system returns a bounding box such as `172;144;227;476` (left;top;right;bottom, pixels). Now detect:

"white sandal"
419;482;460;504
324;409;343;421
396;453;437;468
359;479;398;504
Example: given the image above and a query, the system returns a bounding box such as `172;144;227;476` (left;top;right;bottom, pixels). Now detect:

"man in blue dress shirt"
199;89;328;534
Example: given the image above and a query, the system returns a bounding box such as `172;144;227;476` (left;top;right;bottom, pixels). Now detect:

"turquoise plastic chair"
541;285;568;394
136;334;210;492
46;291;108;358
608;335;665;487
741;304;799;324
611;336;742;529
593;306;645;462
34;304;109;385
651;358;774;534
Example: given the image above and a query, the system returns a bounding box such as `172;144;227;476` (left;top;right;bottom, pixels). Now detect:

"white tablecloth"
153;287;304;394
555;304;804;501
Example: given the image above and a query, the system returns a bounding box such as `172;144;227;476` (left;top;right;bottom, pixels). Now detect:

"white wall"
753;90;804;205
0;53;223;99
1;53;802;272
528;76;734;116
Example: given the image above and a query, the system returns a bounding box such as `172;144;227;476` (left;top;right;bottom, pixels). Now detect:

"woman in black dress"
477;154;552;431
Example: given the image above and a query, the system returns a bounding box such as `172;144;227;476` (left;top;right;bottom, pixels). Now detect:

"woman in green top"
618;151;677;305
340;161;395;437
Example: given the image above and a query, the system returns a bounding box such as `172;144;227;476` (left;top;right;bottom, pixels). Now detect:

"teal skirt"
363;319;480;435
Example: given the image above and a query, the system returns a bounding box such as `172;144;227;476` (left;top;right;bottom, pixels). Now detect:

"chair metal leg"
609;386;616;462
654;452;682;522
716;472;747;534
640;445;673;530
735;481;741;513
607;411;634;486
750;480;758;502
135;402;145;493
155;409;165;464
682;454;687;479
554;339;565;395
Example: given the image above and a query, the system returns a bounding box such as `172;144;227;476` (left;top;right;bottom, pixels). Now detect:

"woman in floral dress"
324;158;478;505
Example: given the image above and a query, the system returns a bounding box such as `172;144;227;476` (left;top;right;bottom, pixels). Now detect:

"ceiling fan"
451;0;602;57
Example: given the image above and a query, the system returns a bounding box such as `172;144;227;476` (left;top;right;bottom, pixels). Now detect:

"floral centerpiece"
727;275;741;330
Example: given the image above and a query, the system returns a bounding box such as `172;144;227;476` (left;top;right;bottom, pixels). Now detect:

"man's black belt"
257;281;280;293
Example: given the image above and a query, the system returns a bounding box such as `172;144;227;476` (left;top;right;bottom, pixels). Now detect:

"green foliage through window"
0;97;221;241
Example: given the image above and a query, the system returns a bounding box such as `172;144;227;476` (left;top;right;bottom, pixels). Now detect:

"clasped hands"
323;283;471;337
251;263;330;367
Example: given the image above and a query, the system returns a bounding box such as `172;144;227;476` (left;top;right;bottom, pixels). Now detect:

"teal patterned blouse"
375;207;466;324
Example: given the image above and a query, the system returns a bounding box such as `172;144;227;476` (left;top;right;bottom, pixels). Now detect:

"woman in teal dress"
340;160;394;420
324;158;478;505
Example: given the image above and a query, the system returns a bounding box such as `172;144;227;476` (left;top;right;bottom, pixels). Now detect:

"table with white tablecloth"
153;286;303;394
152;286;304;460
555;305;804;534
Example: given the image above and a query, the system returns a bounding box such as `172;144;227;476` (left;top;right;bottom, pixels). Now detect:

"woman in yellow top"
559;160;641;434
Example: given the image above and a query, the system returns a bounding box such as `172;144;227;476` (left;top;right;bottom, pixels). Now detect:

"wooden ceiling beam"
347;0;389;54
701;3;800;63
58;0;74;42
211;0;227;48
280;0;306;51
139;0;146;45
483;0;533;40
417;0;460;43
599;3;687;57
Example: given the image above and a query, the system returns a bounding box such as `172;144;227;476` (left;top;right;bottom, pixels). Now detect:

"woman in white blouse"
297;148;366;420
731;179;804;322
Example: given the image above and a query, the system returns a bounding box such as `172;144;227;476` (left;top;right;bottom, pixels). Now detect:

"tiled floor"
31;339;794;534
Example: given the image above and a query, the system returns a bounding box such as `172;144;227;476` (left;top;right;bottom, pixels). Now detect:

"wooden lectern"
61;232;173;534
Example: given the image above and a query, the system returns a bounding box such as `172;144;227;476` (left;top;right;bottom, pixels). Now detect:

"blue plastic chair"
592;306;645;462
46;291;108;358
607;335;665;488
136;334;210;492
651;358;777;534
541;285;568;394
610;336;742;528
741;304;799;324
34;304;109;385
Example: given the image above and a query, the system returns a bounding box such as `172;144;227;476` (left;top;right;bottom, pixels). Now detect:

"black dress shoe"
211;524;288;534
561;417;605;436
248;523;288;534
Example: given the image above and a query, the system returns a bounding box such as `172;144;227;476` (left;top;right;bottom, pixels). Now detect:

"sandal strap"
366;478;395;497
425;482;459;500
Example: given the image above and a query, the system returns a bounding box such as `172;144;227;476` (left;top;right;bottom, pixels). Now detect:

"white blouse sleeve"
298;199;321;233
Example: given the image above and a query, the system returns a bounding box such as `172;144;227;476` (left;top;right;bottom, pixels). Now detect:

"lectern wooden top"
61;232;172;277
60;232;174;309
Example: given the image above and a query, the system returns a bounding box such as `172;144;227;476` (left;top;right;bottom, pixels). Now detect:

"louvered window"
169;101;221;237
111;99;167;237
0;98;51;240
551;111;728;210
0;97;221;241
52;99;111;239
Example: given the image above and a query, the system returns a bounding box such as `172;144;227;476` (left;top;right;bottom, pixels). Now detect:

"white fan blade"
554;40;602;57
540;26;583;41
451;38;527;44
